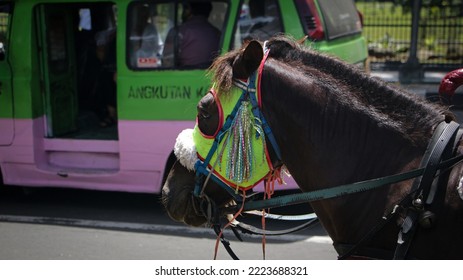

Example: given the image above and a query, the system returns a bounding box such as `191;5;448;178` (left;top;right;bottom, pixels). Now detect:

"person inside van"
162;1;221;68
94;28;117;127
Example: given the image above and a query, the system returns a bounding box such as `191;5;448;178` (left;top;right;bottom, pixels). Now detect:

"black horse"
162;36;463;259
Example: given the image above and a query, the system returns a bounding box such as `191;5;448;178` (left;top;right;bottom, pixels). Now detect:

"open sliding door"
36;5;78;137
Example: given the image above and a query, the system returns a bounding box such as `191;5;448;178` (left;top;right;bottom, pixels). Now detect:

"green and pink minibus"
0;0;367;193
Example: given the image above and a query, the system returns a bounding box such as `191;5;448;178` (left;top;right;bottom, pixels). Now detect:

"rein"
226;129;463;214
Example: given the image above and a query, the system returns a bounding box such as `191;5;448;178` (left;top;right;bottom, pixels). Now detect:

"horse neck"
260;59;445;243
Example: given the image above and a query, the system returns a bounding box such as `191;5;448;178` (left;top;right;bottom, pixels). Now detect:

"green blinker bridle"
193;62;282;201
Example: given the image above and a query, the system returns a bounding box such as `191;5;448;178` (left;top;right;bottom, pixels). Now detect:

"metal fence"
0;14;7;42
356;0;463;71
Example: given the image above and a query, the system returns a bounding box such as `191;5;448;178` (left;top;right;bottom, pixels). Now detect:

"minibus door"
0;2;13;146
36;5;78;137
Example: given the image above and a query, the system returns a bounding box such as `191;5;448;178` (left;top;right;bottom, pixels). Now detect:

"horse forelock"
208;48;241;96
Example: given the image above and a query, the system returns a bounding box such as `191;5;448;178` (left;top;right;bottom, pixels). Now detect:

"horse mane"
209;35;454;148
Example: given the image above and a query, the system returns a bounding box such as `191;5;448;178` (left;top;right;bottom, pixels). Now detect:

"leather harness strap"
337;121;462;260
394;121;460;259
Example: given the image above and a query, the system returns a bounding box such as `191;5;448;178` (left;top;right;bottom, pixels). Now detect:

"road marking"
0;214;331;243
304;236;333;244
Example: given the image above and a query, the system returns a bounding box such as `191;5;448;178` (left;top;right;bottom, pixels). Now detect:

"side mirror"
0;42;5;61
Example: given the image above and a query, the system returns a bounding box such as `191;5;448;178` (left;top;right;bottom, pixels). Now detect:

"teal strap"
237;154;463;212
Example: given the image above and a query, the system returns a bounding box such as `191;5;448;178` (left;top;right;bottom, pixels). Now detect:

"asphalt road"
0;186;337;260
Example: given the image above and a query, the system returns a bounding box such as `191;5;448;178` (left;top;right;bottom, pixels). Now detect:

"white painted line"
304;236;333;244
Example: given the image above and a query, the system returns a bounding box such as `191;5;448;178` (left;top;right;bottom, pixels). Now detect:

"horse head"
162;40;278;227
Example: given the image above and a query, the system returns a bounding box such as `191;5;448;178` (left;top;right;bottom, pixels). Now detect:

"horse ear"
297;35;308;45
232;40;264;79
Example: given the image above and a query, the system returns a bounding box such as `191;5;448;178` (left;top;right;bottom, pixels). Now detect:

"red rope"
261;168;283;259
213;190;246;260
213;168;284;259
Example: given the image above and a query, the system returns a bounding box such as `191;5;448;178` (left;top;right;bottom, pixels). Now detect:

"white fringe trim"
174;129;198;171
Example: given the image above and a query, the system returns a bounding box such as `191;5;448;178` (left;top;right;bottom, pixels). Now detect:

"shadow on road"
0;186;328;245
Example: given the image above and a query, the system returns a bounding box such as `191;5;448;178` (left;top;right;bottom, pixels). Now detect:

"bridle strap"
393;121;460;259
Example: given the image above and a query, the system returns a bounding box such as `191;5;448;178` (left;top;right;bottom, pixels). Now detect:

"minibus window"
127;0;228;70
317;0;362;40
233;0;283;49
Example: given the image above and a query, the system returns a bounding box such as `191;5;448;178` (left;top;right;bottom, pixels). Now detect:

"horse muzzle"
161;160;208;227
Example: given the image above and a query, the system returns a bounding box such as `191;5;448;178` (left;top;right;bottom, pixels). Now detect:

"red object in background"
439;68;463;98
